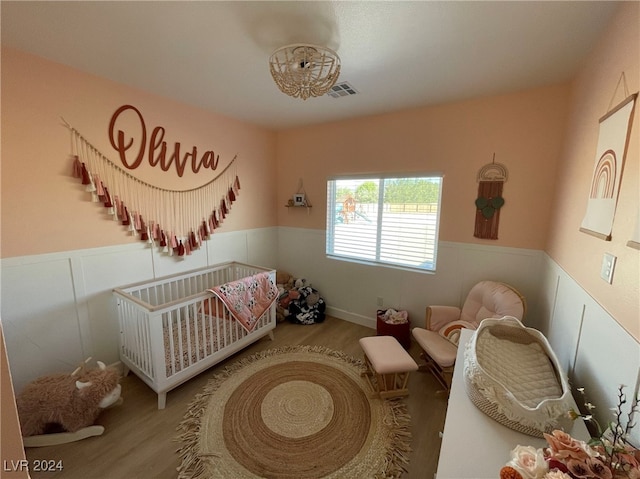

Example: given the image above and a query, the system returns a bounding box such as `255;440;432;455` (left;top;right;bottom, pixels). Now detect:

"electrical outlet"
600;253;616;284
376;296;384;307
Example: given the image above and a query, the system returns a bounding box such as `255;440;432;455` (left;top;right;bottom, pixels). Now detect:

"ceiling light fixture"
269;44;341;100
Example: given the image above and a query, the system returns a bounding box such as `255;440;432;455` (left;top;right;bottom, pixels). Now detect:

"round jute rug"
175;345;412;479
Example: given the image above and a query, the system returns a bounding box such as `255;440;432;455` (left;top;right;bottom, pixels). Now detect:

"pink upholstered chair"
411;281;526;391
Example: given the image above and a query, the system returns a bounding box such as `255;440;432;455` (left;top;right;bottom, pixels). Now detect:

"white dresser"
435;328;590;479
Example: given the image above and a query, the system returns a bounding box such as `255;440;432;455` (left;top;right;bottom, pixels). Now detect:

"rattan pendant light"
269;44;341;100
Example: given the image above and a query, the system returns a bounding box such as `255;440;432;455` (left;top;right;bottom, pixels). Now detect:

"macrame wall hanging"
66;123;240;258
474;154;507;240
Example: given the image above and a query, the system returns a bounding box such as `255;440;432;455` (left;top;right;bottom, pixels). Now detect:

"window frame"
326;172;443;273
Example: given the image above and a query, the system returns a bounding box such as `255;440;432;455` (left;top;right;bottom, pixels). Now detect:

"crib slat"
192;305;200;363
215;299;222;351
207;300;215;354
176;308;184;372
167;313;176;377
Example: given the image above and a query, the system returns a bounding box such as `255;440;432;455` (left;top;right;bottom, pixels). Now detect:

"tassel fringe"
70;144;239;260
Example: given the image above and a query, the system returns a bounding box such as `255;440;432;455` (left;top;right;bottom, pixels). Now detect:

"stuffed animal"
17;359;122;446
276;270;295;290
276;271;296;322
286;286;326;325
306;290;320;307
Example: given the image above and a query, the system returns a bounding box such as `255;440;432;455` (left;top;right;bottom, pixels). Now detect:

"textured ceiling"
1;1;619;130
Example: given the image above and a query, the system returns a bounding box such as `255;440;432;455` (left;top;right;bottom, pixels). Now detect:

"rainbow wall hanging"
580;90;636;241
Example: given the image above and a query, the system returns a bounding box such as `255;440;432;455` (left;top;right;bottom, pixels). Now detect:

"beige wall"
546;2;639;339
1;47;278;258
277;83;570;250
1;3;638;461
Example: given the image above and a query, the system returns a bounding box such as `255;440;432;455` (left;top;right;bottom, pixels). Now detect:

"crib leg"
268;330;275;341
123;365;130;377
157;392;167;410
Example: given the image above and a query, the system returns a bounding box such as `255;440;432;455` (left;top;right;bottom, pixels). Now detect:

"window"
326;174;443;272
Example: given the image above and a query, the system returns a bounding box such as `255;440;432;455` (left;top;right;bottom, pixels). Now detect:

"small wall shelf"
285;203;312;215
286;180;311;213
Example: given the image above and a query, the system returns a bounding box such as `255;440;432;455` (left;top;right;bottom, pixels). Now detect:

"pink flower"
567;459;592;478
616;444;640;470
626;466;640;479
545;430;593;462
544;471;572;479
508;445;549;479
585;457;612;479
566;457;613;479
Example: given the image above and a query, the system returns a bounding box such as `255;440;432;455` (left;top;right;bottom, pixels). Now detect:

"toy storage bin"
376;309;411;349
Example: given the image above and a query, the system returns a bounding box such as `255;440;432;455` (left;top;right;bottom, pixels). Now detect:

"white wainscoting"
3;224;637;444
277;227;544;329
1;228;277;394
277;227;639;443
539;254;640;446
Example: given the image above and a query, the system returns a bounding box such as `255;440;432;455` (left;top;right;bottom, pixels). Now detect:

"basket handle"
478;315;524;330
498;315;525;327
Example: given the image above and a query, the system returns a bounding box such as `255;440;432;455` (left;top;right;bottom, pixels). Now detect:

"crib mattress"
163;313;239;377
463;316;573;437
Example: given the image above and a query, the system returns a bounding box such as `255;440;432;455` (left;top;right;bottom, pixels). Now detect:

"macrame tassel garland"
72;156;82;178
94;175;104;197
67;124;240;259
122;207;130;226
80;163;91;186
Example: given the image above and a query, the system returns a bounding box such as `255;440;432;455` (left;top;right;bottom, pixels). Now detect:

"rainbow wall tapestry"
580;93;636;241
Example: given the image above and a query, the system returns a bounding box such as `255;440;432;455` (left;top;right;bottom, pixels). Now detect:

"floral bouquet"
500;386;640;479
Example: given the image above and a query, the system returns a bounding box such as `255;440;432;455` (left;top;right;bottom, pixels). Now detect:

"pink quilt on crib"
207;272;278;333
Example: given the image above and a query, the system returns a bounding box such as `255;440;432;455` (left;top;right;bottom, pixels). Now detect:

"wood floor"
24;316;449;479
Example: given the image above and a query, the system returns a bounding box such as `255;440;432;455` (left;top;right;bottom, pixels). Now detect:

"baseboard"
326;306;376;330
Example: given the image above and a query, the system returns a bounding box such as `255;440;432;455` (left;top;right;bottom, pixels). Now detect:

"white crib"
113;262;276;409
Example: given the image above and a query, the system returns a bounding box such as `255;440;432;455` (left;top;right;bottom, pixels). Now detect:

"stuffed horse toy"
17;358;122;447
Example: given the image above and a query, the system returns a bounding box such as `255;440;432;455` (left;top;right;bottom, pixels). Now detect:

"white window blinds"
326;175;443;272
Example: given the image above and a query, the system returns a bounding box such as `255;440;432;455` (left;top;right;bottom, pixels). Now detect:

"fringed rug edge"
174;344;412;479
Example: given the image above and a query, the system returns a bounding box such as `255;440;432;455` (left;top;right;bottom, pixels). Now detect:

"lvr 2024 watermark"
3;459;63;472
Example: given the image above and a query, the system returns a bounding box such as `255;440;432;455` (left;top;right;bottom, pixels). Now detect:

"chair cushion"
438;319;476;346
461;281;524;326
412;328;457;367
427;305;462;331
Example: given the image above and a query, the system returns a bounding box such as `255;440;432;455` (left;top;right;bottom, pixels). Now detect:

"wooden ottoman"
359;335;418;399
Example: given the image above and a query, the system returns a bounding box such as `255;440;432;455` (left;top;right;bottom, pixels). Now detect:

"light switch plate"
600;252;616;284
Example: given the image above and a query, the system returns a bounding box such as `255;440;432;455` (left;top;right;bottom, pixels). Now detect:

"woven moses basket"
463;316;573;438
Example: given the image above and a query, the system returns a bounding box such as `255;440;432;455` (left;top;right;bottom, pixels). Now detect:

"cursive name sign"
108;104;220;177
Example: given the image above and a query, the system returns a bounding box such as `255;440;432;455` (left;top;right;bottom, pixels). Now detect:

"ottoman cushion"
359;336;418;374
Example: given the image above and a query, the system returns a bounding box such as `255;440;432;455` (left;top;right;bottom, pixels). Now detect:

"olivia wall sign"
67;104;240;257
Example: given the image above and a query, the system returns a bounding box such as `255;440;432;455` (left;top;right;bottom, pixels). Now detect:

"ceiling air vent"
327;82;358;98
